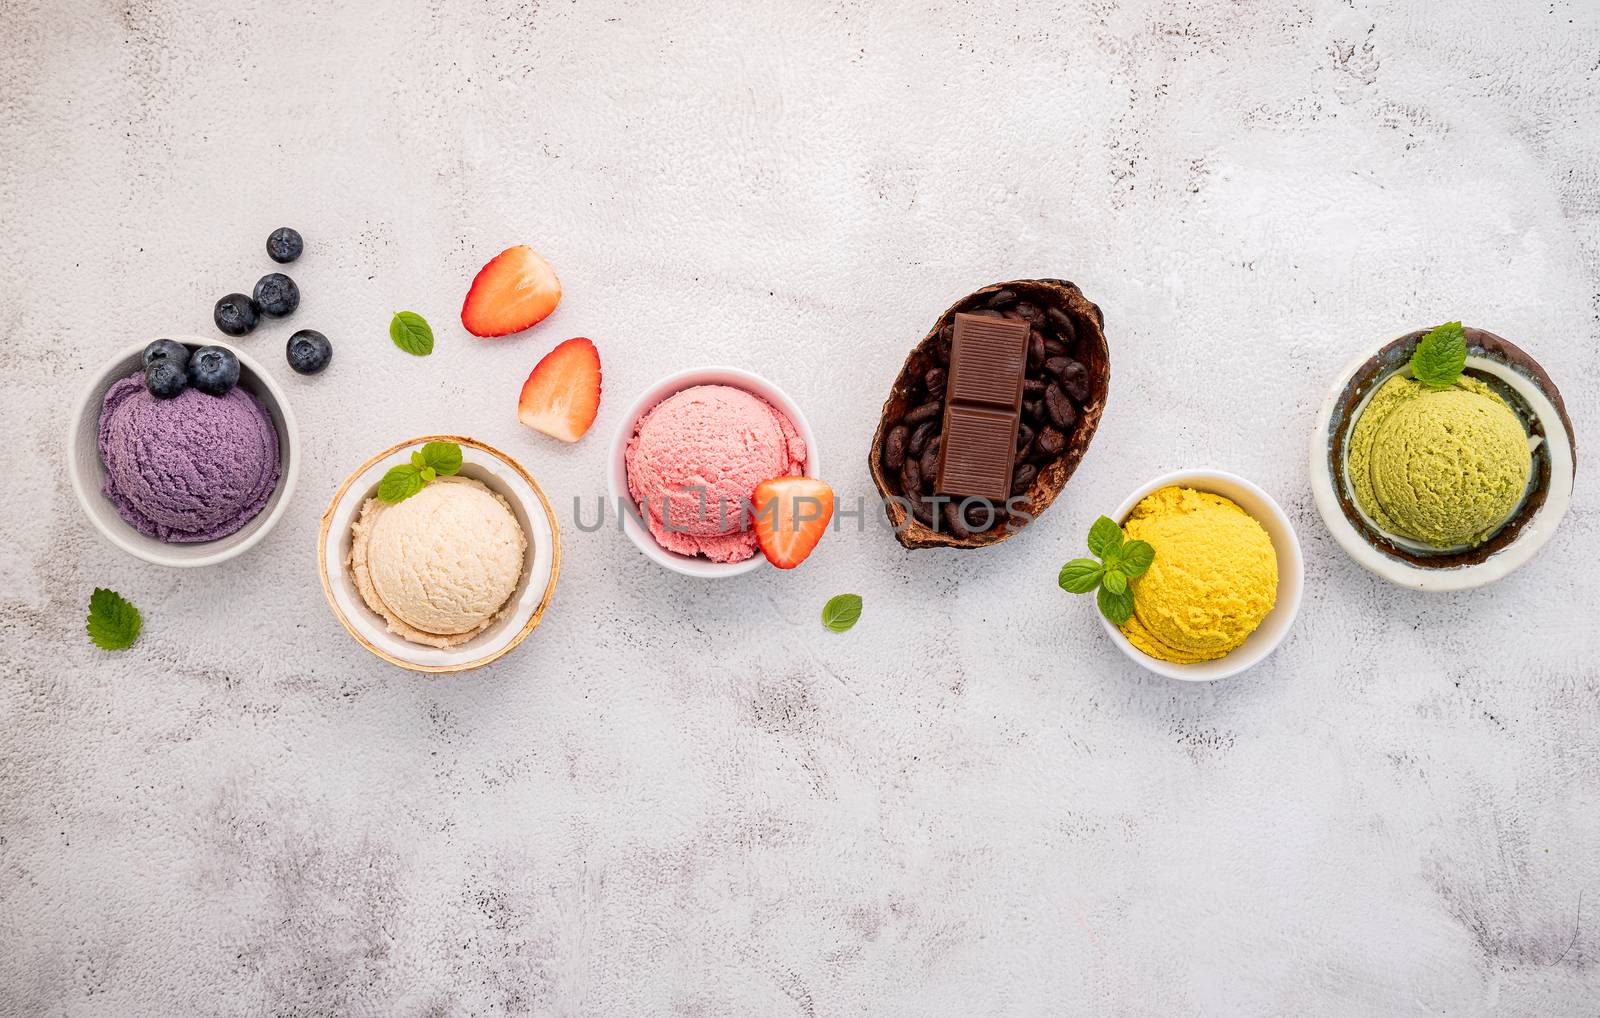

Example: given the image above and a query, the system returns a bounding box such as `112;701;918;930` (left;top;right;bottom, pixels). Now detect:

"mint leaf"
87;588;141;650
1087;516;1124;558
1102;568;1128;595
1410;321;1467;389
822;594;863;633
1058;559;1104;594
421;441;463;476
1119;540;1155;577
390;311;434;356
378;464;425;503
379;441;461;503
1062;515;1152;630
1097;584;1134;626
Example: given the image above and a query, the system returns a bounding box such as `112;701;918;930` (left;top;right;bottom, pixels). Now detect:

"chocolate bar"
935;313;1029;501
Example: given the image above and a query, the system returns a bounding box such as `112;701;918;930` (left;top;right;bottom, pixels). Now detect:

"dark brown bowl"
1316;326;1576;580
868;279;1109;550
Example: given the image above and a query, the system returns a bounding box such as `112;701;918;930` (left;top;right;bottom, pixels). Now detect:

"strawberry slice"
462;244;562;337
517;337;601;442
752;476;834;569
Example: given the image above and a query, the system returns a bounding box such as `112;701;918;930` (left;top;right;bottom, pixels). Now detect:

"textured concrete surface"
3;0;1598;1014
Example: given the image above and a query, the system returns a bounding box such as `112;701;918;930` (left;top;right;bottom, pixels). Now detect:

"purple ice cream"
98;371;281;542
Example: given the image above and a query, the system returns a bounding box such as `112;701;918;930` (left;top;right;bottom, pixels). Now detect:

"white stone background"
2;0;1598;1014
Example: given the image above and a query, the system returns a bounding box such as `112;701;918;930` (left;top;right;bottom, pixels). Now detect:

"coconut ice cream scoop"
348;476;526;648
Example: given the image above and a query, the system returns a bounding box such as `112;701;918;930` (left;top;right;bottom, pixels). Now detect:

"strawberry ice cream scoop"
624;384;808;563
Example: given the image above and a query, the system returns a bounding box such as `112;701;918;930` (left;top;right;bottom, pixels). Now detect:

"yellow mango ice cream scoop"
1119;487;1278;664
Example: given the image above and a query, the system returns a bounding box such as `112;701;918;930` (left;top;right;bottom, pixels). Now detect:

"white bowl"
1097;470;1305;682
606;366;820;578
318;435;560;673
1310;328;1576;591
67;337;299;568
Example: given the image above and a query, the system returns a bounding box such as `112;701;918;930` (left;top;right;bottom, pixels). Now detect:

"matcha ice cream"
1119;486;1278;664
1346;373;1531;548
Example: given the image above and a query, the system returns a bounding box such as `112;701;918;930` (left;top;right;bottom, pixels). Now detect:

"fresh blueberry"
187;345;241;396
253;273;300;318
286;329;332;375
214;293;260;336
142;338;190;372
266;227;303;264
144;359;188;399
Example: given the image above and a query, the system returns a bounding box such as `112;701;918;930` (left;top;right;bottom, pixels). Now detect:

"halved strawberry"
517;338;601;442
462;244;562;337
752;476;834;569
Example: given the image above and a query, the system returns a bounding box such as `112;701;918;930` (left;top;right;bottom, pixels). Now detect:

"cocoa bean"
920;434;942;482
1047;306;1077;344
1037;426;1066;457
1055;358;1091;401
883;425;908;471
901;457;921;497
943;501;971;539
963;499;998;531
1027;329;1046;372
1011;462;1037;494
1045;384;1078;431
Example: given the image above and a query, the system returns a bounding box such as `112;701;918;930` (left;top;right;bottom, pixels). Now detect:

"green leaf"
1410;321;1467;389
1097;584;1135;626
822;594;863;633
1058;558;1104;594
421;441;463;476
378;464;425;503
1087;515;1124;558
1118;539;1155;578
87;588;141;651
419;467;436;482
411;450;427;469
390;311;434;356
1101;569;1128;595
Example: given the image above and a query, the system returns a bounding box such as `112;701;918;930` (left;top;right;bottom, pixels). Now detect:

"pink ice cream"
98;371;281;543
625;384;808;562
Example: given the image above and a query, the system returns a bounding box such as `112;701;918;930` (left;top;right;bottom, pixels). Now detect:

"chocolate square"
934;313;1028;500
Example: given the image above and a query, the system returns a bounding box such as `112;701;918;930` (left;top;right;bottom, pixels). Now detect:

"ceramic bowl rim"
605;366;820;578
66;337;300;568
1095;469;1305;682
1308;329;1576;591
